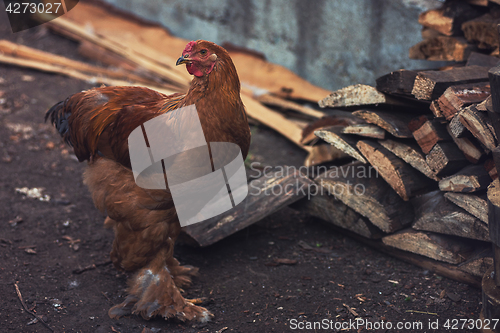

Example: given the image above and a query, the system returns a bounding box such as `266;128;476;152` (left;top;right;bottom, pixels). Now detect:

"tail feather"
45;98;73;146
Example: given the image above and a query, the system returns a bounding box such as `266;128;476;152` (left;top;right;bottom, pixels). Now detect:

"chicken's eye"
200;49;207;56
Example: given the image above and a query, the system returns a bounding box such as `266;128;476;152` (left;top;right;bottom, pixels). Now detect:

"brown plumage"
46;40;251;322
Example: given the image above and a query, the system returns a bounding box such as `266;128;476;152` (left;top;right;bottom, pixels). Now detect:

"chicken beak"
176;56;192;66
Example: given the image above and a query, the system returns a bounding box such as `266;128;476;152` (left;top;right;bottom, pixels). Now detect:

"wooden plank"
439;164;491;192
379;139;440;181
181;170;314;247
447;124;484;163
412;66;490;100
292;192;383;239
434;82;491;120
466;51;500;67
409;36;476;62
459;104;498;151
382;229;474;264
410;116;451;154
352;110;414;138
341;124;385;139
240;90;311;153
318;84;404;108
426;142;469;176
444;192;488;223
315;162;414;233
254;93;325;119
314;126;367;163
375;69;417;97
462;13;500;51
356;140;434;201
418;1;486;36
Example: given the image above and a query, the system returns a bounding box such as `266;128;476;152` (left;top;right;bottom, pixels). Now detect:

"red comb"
183;41;197;54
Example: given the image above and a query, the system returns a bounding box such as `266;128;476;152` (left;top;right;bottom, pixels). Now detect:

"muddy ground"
0;16;485;333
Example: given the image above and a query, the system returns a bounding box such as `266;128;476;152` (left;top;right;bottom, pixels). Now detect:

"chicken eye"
200;49;207;56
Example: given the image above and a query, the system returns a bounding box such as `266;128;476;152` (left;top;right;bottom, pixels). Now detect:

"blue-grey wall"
104;0;443;91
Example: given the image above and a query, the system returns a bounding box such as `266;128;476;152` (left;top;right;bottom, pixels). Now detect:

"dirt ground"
0;17;485;333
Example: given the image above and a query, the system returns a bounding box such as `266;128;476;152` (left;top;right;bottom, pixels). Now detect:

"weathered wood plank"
315;162;414;233
444;192;488;223
356;140;434;201
181;170;314;247
439;164;491;192
379;139;440;181
382;229;474;264
352;110;414;138
412;66;490;100
466;51;500;67
314;126;367;163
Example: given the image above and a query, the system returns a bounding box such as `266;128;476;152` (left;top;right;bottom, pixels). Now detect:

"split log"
409;116;451;154
292;192;383;239
426;142;470;176
448;114;470;138
314;126;367;163
352;110;414;138
412;191;489;242
430;101;444;118
382;229;474;264
303;144;348;167
181;170;314;247
459;104;498;151
301;115;360;145
341;124;385;139
418;1;486;36
375;69;417;97
444;192;488;223
318;84;405;108
434;82;491;120
409;36;476;62
462;13;500;51
356;140;434;201
447;124;485;164
466;51;500;67
342;230;482;287
379;139;440;181
412;66;490;100
439;164;491;192
458;252;493;279
315;162;414;233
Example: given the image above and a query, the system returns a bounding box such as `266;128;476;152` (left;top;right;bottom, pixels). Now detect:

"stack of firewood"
298;53;500;288
410;0;500;61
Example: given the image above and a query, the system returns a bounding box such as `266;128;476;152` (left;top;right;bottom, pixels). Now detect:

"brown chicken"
46;40;251;322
